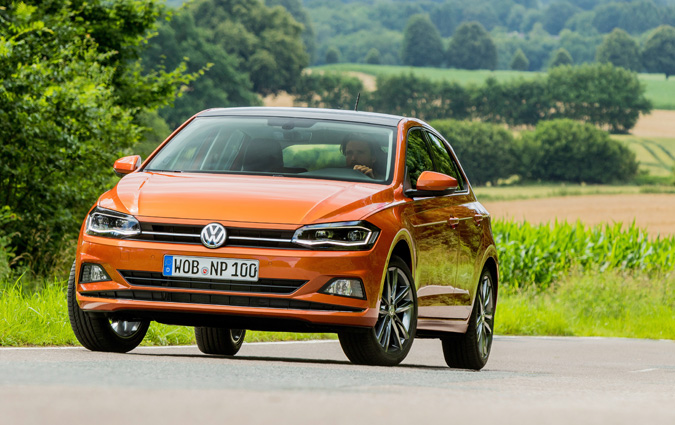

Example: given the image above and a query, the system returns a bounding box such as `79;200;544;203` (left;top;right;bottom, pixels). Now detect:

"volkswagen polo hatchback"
68;107;498;369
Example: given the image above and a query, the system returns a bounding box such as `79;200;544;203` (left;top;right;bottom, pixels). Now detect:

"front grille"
128;222;298;249
81;290;363;312
119;270;306;295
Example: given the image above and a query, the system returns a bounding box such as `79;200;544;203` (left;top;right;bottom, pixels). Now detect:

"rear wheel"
338;256;417;366
195;327;246;355
67;261;149;353
442;268;495;370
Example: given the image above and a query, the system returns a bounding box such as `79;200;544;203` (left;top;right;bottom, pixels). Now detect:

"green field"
315;64;675;110
614;135;675;177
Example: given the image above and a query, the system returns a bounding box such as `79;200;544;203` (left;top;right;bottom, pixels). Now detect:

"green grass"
474;183;675;202
313;64;675;110
0;277;335;347
614;135;675;177
497;270;675;339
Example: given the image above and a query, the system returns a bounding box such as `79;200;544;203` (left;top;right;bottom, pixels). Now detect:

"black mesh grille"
81;290;363;312
127;222;298;249
119;270;306;295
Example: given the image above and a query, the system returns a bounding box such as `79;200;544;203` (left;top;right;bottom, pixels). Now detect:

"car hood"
98;172;395;225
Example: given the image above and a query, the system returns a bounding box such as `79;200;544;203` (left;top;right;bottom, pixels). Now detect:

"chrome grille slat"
129;223;298;248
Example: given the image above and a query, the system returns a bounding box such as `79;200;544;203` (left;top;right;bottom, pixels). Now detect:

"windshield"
144;116;397;184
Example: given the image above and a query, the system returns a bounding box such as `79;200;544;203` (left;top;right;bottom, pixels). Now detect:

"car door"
425;131;484;320
401;128;464;319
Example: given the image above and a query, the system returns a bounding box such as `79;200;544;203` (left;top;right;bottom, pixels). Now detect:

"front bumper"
75;234;387;330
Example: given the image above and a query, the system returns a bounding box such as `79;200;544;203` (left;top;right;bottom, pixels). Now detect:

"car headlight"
292;221;380;250
85;207;141;238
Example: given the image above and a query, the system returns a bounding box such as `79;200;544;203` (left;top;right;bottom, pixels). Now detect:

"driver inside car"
340;134;382;179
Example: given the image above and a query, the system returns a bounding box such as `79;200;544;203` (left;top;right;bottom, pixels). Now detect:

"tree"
510;49;530;71
547;63;652;133
447;22;497;70
365;48;381;65
401;14;444;67
325;47;341;64
142;7;261;129
642;25;675;79
549;48;573;68
596;28;641;72
265;0;317;63
542;1;579;35
0;1;193;273
190;0;309;95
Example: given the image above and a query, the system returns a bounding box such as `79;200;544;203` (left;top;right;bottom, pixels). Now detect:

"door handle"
448;217;460;228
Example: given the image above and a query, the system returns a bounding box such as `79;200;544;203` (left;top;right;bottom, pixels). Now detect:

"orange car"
68;107;498;369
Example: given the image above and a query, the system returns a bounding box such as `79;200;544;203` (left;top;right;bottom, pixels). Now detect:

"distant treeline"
295;63;652;134
304;0;675;73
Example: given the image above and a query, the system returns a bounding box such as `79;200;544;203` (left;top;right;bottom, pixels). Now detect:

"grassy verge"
0;278;335;347
2;270;673;346
497;270;675;339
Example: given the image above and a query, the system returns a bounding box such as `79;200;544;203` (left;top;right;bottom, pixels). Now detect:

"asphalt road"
1;336;674;425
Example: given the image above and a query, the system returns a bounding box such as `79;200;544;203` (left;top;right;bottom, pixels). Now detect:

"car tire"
441;267;495;370
67;261;149;353
195;327;246;355
338;255;417;366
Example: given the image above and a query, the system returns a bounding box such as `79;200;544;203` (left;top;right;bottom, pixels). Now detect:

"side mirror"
113;155;142;177
405;171;458;198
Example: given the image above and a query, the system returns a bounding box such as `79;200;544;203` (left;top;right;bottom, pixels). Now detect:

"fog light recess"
80;263;112;283
320;278;365;299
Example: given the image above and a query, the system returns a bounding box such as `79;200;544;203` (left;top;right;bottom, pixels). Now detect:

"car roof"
197;107;406;127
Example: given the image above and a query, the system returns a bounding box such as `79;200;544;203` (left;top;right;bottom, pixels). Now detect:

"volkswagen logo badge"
201;223;227;248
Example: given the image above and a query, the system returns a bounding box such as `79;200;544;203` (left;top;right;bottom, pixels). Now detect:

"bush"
525;119;638;184
430;120;519;186
293;72;363;109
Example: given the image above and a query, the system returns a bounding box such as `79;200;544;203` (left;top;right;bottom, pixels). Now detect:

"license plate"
162;255;259;282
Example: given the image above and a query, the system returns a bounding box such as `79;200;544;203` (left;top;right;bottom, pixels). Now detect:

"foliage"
595;28;642;72
142;6;261;129
0;2;194;275
265;0;317;63
549;48;574;67
325;46;341;64
494;219;675;290
547;63;652;133
366;73;472;121
642;25;675;79
447;21;497;70
523;119;639;183
292;72;363;109
542;1;580;36
190;0;309;95
401;14;444;67
365;48;381;65
429;120;519;186
510;48;530;71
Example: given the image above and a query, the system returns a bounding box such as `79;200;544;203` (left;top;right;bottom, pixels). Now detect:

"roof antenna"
354;92;361;111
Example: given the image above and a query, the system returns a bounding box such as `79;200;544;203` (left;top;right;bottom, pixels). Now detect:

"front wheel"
338;256;417;366
442;268;495;370
195;327;246;356
67;261;149;353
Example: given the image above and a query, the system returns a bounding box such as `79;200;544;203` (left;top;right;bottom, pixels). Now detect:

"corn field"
493;220;675;289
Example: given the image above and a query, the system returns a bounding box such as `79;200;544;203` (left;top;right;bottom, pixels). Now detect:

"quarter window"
426;132;465;191
405;129;433;189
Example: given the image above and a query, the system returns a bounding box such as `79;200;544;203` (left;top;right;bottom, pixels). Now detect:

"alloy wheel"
475;272;494;360
375;265;415;353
